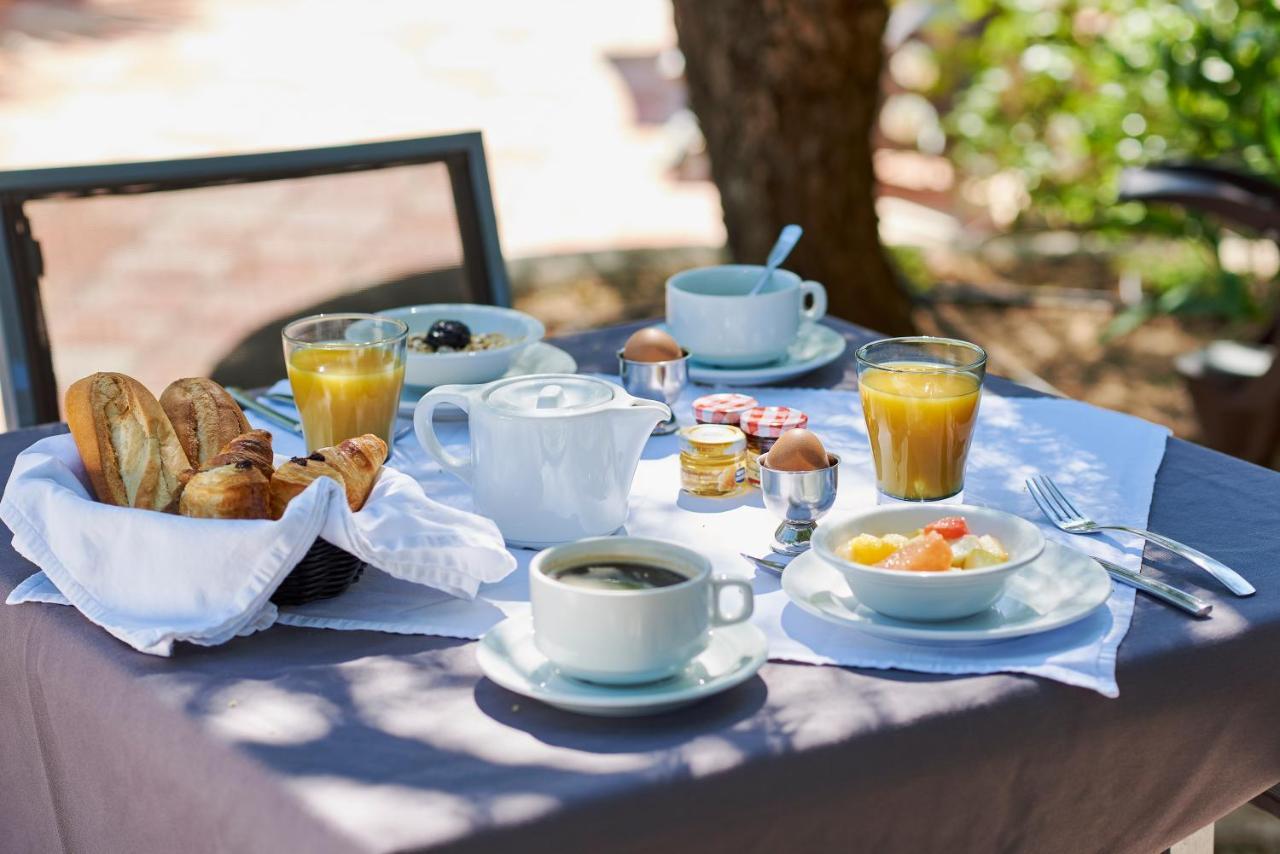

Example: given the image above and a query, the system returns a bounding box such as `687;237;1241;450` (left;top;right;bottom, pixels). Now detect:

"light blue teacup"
665;265;827;367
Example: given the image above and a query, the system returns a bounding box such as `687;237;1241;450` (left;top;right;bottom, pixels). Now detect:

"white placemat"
252;379;1167;695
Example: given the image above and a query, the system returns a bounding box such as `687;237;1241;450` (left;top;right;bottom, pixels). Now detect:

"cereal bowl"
377;304;544;389
813;504;1045;621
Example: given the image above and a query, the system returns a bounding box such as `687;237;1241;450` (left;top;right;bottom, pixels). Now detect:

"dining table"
2;316;1280;854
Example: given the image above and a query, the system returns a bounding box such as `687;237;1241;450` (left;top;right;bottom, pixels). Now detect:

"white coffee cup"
666;265;827;367
529;537;754;685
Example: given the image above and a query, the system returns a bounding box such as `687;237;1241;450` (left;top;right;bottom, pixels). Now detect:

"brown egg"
764;428;829;471
622;328;683;362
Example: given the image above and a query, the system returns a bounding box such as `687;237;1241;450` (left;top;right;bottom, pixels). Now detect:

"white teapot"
414;374;671;547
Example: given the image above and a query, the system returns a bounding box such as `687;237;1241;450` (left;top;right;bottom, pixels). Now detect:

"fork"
1026;474;1254;597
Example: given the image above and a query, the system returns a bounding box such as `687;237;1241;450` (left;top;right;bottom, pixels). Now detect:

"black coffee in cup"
550;562;687;591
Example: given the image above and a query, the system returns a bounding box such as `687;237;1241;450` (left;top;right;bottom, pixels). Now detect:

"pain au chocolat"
268;434;387;519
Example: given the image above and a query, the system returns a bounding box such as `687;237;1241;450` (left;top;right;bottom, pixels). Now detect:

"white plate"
781;540;1112;644
476;616;767;717
657;322;847;386
398;341;577;418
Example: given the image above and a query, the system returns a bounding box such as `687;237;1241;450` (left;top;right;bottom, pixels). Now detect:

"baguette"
268;434;387;518
159;378;250;468
179;461;270;520
65;372;192;511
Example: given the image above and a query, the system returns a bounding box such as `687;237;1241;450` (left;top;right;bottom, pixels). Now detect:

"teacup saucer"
655;322;846;386
398;342;578;418
476;616;767;716
781;541;1111;645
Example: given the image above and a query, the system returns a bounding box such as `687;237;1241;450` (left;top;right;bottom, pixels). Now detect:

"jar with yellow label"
679;424;747;497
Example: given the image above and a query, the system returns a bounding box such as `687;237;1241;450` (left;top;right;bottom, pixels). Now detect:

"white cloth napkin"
2;434;516;655
202;380;1166;696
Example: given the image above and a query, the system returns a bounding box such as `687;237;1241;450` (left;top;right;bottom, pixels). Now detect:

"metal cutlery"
741;552;790;575
1026;474;1254;597
226;387;305;435
1093;557;1212;618
232;388;413;441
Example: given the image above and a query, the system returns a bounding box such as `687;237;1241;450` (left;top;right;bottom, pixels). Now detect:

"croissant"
268;434;387;519
206;429;274;482
179;461;270;520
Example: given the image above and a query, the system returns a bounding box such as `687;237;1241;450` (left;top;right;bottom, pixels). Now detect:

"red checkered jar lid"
740;406;809;438
692;393;760;424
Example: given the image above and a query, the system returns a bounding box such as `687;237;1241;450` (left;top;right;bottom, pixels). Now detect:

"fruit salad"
841;516;1009;572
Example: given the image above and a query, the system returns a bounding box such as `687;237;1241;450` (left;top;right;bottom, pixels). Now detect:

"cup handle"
800;280;827;323
710;578;754;626
413;387;474;484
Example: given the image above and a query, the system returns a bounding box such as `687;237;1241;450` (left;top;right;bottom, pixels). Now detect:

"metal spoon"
748;224;803;296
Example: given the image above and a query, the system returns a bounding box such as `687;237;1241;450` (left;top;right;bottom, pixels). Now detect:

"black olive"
426;319;471;350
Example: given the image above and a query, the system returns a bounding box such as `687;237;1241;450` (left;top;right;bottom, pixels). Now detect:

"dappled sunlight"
201;680;341;746
340;655;652;773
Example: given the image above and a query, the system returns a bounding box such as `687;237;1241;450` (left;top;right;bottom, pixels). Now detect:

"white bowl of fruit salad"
813;505;1045;622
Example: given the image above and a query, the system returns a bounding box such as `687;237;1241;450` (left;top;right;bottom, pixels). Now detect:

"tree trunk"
672;0;915;335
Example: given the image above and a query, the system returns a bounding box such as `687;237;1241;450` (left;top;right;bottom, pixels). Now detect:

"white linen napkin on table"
2;433;516;655
209;380;1168;696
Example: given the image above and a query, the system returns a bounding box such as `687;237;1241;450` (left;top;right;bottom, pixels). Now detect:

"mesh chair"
0;133;509;427
1119;162;1280;464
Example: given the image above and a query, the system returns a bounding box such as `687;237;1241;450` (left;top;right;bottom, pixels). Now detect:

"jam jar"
692;393;759;426
678;424;747;497
740;406;809;486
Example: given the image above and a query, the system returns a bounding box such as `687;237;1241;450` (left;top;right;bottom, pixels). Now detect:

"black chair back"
0;133;509;427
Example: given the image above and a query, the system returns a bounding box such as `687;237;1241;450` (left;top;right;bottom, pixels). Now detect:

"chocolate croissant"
179;460;270;520
268;434;387;519
206;429;275;482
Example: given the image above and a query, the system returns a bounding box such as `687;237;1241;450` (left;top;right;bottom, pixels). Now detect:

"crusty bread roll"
160;378;250;468
179;461;270;520
65;372;192;511
206;429;274;482
268;434;387;519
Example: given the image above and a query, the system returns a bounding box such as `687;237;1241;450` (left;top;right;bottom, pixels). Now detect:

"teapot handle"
413;387;474;484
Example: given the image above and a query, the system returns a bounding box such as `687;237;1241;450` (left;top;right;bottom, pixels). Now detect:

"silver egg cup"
617;349;689;435
759;454;840;555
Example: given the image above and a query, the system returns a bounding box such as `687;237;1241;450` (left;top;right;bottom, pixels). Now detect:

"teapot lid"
485;374;617;415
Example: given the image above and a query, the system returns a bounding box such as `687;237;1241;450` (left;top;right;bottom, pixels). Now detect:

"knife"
1096;557;1212;618
225;387;304;435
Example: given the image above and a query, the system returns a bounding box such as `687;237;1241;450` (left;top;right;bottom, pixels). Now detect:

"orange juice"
859;362;981;500
287;346;405;451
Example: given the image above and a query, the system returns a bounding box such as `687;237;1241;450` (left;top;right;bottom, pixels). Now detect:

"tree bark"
672;0;915;335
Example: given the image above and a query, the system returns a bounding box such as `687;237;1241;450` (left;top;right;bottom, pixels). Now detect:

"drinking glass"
283;314;408;453
855;337;987;502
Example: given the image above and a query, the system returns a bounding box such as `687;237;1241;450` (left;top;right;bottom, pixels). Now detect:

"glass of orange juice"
283;314;408;453
855;337;987;502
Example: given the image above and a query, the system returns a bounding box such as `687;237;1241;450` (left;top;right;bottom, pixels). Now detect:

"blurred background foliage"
893;0;1280;328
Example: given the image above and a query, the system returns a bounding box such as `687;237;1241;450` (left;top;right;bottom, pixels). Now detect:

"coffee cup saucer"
476;615;767;717
654;322;846;386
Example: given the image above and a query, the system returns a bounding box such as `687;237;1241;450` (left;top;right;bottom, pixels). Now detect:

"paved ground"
0;0;720;409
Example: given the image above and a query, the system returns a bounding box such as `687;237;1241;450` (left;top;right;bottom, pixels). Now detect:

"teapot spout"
624;398;672;435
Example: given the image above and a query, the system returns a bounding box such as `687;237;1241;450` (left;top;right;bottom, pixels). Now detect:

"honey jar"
679;424;747;497
692;393;759;426
740;406;809;486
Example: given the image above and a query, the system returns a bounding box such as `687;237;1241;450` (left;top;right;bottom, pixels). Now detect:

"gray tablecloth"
3;319;1280;854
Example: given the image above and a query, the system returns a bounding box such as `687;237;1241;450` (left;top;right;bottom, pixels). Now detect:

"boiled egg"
622;328;683;362
763;428;829;471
